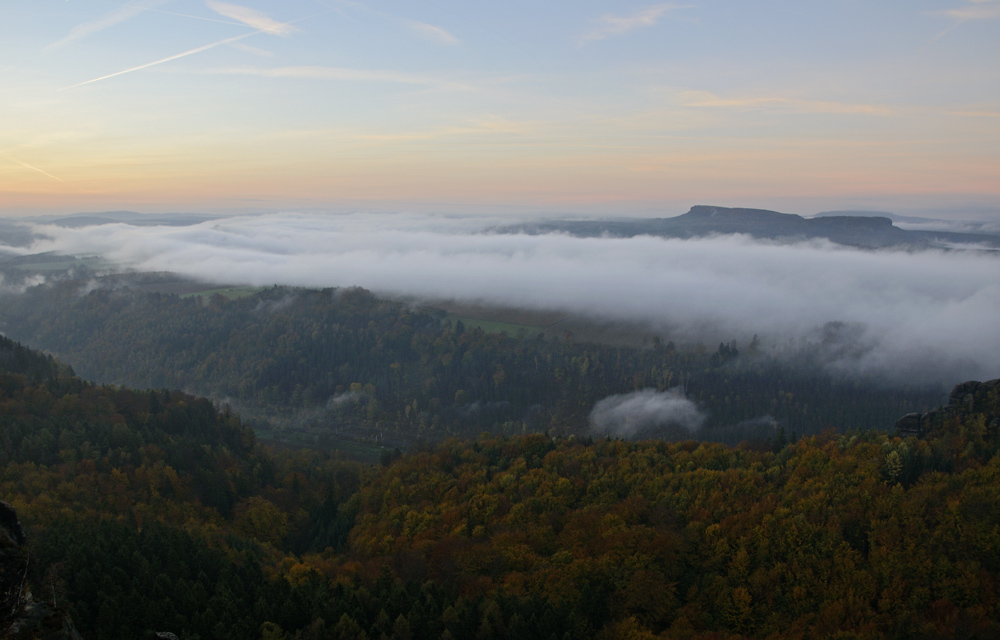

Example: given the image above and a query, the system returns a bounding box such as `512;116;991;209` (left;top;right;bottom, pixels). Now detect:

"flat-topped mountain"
665;206;902;245
501;205;1000;250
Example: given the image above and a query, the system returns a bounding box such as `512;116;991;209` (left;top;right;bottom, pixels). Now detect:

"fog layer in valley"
13;212;1000;385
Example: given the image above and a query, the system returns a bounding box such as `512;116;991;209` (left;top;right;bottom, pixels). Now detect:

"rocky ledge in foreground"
1;500;82;640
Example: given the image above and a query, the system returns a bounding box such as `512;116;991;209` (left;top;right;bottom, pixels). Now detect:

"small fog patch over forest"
589;388;706;439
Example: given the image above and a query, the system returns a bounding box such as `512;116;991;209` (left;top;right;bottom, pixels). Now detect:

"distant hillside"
0;334;69;380
46;212;218;228
501;205;1000;250
814;210;933;224
37;210;220;227
0;279;943;453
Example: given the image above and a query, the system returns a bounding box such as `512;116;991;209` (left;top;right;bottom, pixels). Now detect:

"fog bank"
14;211;1000;385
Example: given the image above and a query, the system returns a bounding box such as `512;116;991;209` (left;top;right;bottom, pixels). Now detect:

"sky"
2;1;1000;218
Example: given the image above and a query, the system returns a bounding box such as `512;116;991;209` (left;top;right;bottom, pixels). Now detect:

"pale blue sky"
2;1;999;217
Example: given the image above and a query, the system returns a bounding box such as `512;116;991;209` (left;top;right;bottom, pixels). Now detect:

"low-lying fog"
11;211;1000;386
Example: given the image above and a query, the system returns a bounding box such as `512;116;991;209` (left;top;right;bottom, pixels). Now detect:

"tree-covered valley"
2;332;999;639
5;0;1000;635
0;275;943;455
1;270;996;639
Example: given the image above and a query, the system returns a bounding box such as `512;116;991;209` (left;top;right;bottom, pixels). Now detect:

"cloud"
229;41;274;57
406;21;460;45
582;4;690;42
327;391;363;408
200;66;471;90
943;2;1000;22
931;0;1000;38
679;90;894;116
205;1;297;36
16;211;1000;385
590;388;706;438
47;0;169;50
0;274;46;296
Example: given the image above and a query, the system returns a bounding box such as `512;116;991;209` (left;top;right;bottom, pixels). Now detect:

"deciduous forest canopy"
4;0;1000;636
1;333;999;639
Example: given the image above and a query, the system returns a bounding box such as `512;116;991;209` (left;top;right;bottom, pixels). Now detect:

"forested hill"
2;344;998;639
0;335;71;381
0;340;364;639
0;278;942;450
0;348;260;517
345;379;1000;639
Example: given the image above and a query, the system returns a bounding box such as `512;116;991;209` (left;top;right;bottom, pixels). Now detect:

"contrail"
60;30;261;90
8;158;63;182
58;8;326;91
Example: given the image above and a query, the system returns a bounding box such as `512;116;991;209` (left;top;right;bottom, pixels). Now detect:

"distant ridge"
499;205;1000;250
814;210;940;225
45;211;219;228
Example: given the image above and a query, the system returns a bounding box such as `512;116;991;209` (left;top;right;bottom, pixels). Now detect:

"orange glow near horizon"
2;2;998;217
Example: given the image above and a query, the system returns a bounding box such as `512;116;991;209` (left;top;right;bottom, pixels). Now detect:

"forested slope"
0;336;261;518
2;332;998;639
0;339;365;639
0;279;942;449
339;378;1000;639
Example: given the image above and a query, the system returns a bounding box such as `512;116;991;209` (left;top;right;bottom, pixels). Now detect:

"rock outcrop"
0;501;83;640
895;378;1000;438
1;501;28;632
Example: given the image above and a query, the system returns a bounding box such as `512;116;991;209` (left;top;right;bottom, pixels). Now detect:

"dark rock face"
895;378;1000;437
1;501;28;631
0;501;83;640
949;380;983;407
0;502;25;547
7;598;84;640
895;413;924;437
